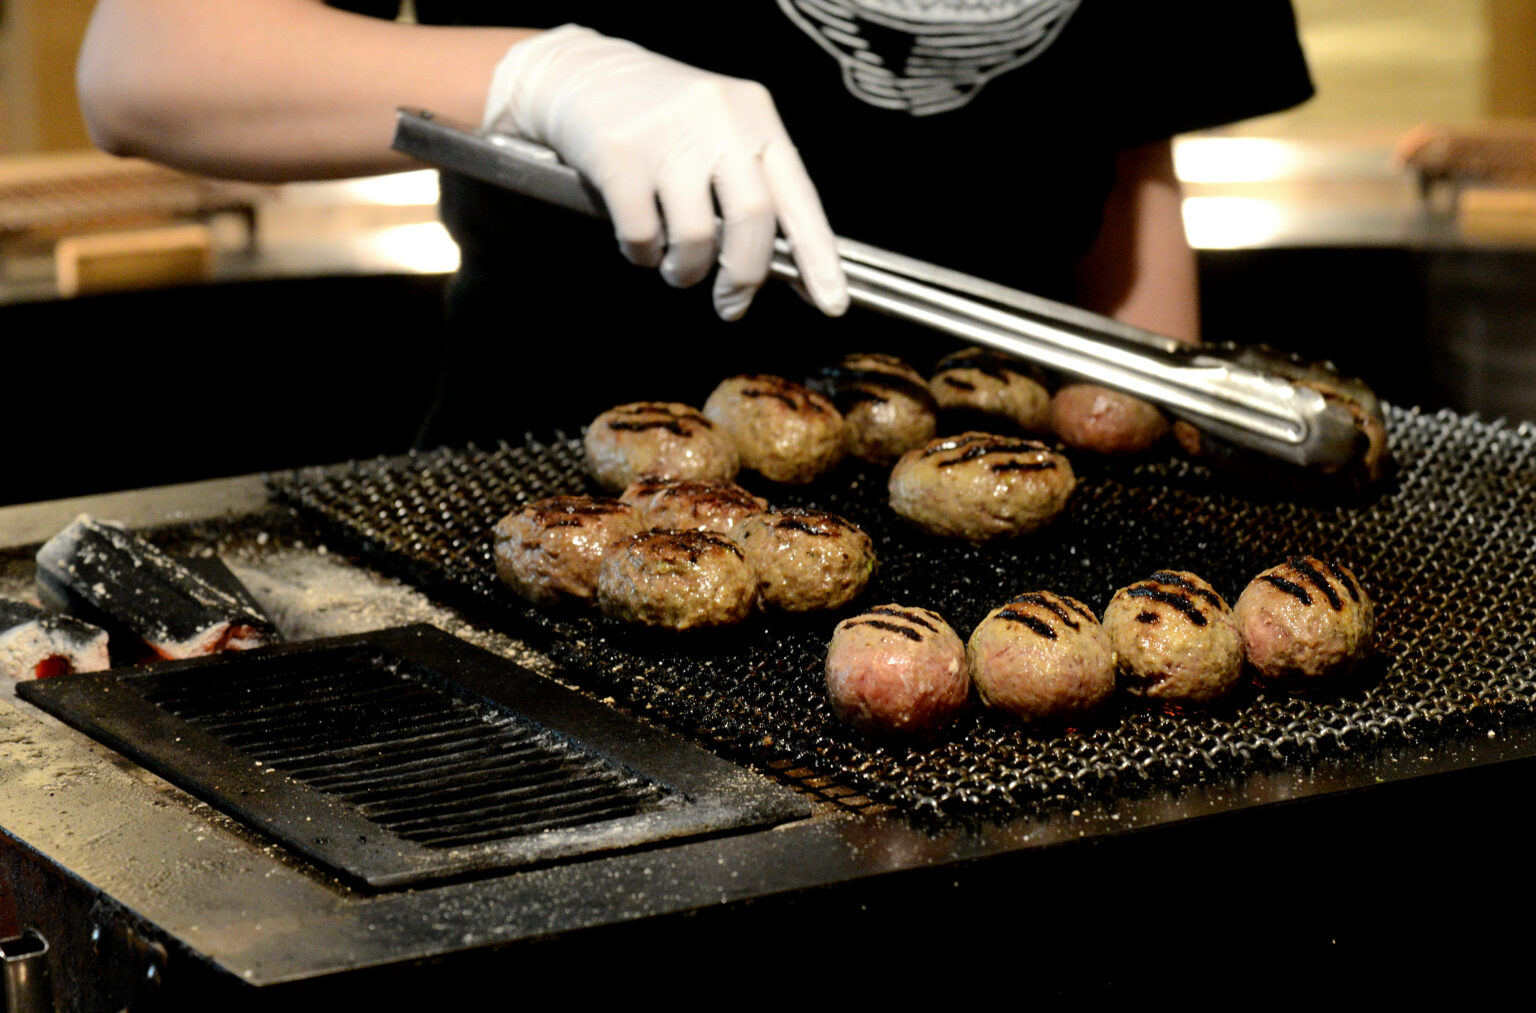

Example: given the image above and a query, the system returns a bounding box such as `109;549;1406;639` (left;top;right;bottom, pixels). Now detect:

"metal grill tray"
269;406;1536;817
18;625;811;889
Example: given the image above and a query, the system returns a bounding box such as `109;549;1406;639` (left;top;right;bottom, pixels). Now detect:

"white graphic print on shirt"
776;0;1082;116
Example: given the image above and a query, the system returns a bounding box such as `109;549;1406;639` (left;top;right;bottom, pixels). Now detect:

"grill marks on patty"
815;355;936;410
997;611;1058;639
739;375;830;413
1261;556;1360;611
842;604;945;643
1123;572;1233;628
1325;558;1364;602
843;618;923;641
866;604;939;632
994;591;1097;641
1009;592;1093;629
771;508;856;538
1126;588;1208;626
1261;574;1312;605
922;434;1059;473
604;402;715;435
515;497;636;542
1288;556;1342;609
636;529;744;563
933;348;1030;383
1147;571;1225;609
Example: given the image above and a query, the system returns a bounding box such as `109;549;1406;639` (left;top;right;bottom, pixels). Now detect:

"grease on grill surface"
268;407;1536;816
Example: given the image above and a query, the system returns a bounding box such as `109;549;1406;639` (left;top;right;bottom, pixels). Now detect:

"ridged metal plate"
19;625;810;888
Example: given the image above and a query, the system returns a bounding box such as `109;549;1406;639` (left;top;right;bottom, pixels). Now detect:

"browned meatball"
812;353;938;464
736;508;875;612
1102;570;1244;706
493;496;644;607
595;530;757;630
1050;384;1170;455
887;432;1075;541
584;402;739;492
702;375;844;484
929;348;1052;435
825;604;969;737
1234;556;1375;686
619;477;768;540
966;592;1114;724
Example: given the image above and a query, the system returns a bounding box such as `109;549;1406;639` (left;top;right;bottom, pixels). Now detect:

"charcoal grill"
269;404;1536;816
3;403;1536;1005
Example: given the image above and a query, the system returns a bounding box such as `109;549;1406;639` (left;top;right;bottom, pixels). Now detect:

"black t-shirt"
334;1;1313;442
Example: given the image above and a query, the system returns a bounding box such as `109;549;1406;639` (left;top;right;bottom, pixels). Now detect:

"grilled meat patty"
493;496;644;607
887;432;1075;541
584;402;740;492
619;477;768;540
811;352;937;464
1050;384;1170;455
596;529;757;630
966;591;1114;724
929;348;1052;435
1234;556;1375;685
702;374;845;484
736;508;875;612
825;604;969;737
1102;570;1244;706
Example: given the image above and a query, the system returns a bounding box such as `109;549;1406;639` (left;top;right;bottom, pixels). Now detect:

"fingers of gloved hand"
600;173;666;267
655;167;721;289
760;138;848;317
483;27;844;316
709;153;777;321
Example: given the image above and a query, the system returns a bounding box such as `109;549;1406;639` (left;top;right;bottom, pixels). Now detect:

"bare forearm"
1073;139;1199;343
1052;139;1195;455
77;0;532;181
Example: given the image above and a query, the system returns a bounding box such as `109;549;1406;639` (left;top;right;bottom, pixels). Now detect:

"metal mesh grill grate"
269;406;1536;816
142;645;672;848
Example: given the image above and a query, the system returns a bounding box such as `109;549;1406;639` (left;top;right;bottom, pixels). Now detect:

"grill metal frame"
5;465;1536;1000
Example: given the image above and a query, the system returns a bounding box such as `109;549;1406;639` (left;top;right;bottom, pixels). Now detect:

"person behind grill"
75;1;1314;449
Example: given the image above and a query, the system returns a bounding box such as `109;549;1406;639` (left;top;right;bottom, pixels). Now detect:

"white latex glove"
483;24;848;321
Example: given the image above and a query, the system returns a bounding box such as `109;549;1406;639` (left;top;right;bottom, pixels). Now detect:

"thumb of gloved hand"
483;24;848;321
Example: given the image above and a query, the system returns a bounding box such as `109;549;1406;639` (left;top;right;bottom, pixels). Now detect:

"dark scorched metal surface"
268;406;1536;816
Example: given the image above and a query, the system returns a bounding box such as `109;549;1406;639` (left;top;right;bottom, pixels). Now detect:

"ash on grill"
269;409;1536;816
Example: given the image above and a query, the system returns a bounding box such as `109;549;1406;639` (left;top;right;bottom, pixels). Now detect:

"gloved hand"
483;24;848;321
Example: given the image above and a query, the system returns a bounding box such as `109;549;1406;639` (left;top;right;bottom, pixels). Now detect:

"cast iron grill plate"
267;407;1536;817
19;625;810;888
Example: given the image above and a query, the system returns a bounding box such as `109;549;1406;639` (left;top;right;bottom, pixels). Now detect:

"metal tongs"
393;108;1376;476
